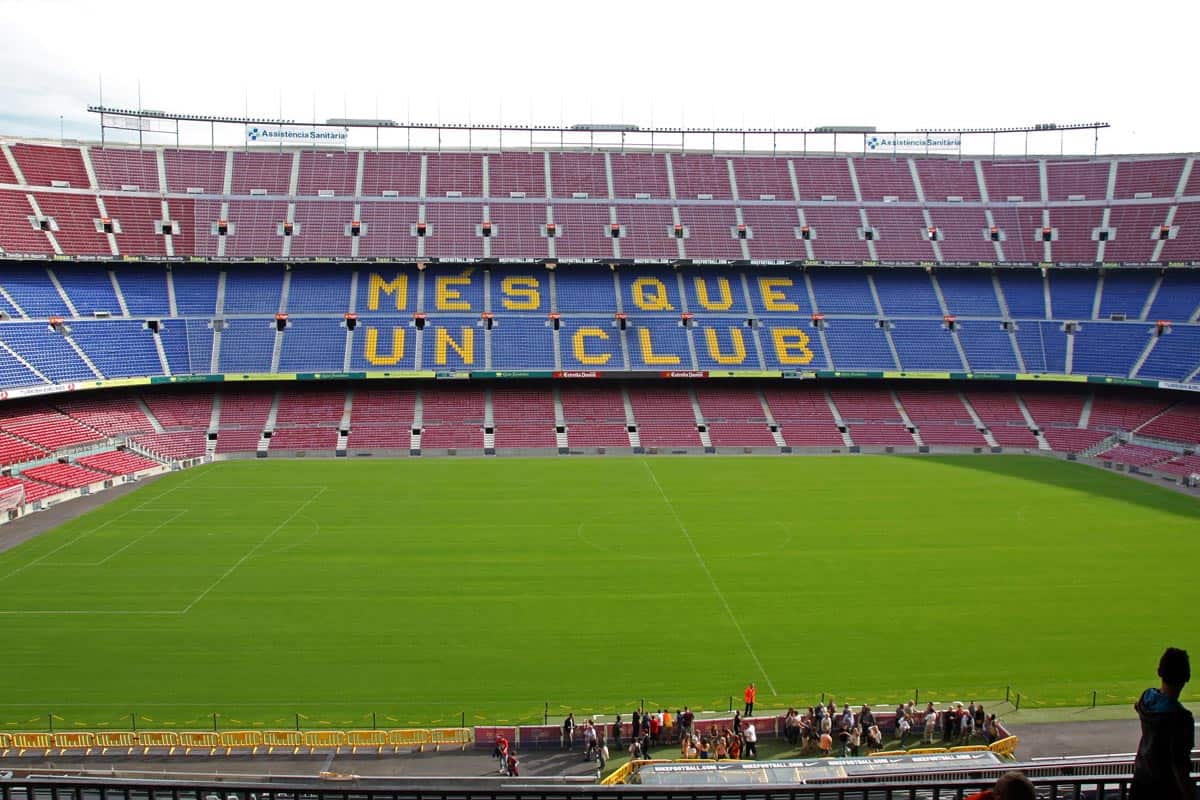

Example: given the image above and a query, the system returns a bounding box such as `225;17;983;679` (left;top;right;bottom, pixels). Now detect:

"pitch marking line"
0;471;207;583
180;486;329;614
641;460;778;696
45;510;189;567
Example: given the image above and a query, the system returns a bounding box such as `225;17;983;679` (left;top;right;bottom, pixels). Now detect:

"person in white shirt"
742;723;757;759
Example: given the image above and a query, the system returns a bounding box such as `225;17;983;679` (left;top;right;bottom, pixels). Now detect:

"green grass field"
0;455;1196;732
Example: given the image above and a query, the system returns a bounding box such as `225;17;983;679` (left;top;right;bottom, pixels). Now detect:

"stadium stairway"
959;392;1001;449
889;388;925;448
620;386;642;451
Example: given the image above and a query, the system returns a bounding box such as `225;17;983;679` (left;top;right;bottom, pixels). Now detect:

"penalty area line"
180;486;328;614
640;460;778;696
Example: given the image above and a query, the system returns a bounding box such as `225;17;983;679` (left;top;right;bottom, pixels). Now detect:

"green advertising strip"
296;372;367;381
949;372;1018;381
364;371;437;379
1015;373;1089;383
1086;375;1160;388
704;370;784;379
816;370;886;379
469;371;557;379
882;371;953;380
149;374;224;385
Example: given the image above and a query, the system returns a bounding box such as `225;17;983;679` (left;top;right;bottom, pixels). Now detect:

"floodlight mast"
84;106;1111;156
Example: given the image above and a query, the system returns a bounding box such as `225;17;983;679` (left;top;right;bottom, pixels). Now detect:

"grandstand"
0;125;1197;800
0;135;1198;513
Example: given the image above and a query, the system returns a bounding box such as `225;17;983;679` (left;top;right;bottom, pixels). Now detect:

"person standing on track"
744;682;756;716
562;712;576;750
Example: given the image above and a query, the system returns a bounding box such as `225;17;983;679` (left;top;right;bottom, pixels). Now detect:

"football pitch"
0;455;1196;732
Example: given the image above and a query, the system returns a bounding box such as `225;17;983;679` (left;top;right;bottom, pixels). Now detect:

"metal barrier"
0;727;463;758
94;732;137;755
0;774;1147;800
263;730;304;754
136;731;180;754
430;727;472;750
177;731;219;755
50;733;94;754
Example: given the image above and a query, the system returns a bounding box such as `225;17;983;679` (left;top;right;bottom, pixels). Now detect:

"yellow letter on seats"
693;277;733;311
501;276;541;310
436;269;474;311
758;277;799;312
572;327;611;366
367;273;409;312
771;327;814;365
631;277;674;311
364;327;406;366
637;327;681;365
435;327;475;365
704;328;747;365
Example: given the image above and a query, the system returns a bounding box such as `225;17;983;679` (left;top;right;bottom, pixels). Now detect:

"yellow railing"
989;735;1019;759
0;727;472;757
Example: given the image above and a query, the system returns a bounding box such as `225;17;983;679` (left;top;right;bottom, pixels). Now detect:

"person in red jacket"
744;682;757;716
965;772;1035;800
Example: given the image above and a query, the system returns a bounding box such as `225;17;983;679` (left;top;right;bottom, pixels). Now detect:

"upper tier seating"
0;143;1195;267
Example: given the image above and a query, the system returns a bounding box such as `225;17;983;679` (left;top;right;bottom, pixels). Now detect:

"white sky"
1;0;1197;156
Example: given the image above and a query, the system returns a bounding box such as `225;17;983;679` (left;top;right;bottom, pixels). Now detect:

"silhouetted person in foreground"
1131;646;1195;800
966;771;1036;800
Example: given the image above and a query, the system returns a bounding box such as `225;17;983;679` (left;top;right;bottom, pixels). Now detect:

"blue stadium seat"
0;346;46;389
1146;271;1200;321
286;266;354;313
756;321;827;370
348;316;417;371
1049;271;1098;319
68;320;163;378
619;271;684;315
1014;322;1068;373
158;320;202;375
355;268;419;315
997;271;1046;319
628;318;693;370
490;267;551;314
223;266;284;314
936;270;1002;316
1;267;71;317
554;266;618;312
1072;322;1151;377
1098;271;1156;319
218;319;276;372
490;317;556;370
956;322;1020;372
809;270;877;314
890;319;964;370
115;266;171;317
559;316;623;370
873;270;942;317
54;267;121;315
0;322;96;382
1137;325;1200;381
825;319;896;369
278;318;348;372
172;267;220;316
683;269;752;314
423;316;484;370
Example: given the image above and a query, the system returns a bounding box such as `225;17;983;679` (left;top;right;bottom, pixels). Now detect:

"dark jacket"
1131;687;1195;800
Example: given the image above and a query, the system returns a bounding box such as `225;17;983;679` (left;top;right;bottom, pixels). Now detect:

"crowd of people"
781;698;1001;756
549;693;1008;769
500;648;1195;799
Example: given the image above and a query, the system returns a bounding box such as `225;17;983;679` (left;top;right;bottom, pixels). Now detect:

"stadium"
1;5;1199;798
